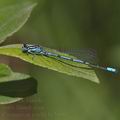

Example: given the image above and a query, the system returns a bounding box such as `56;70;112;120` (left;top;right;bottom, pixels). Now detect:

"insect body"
22;44;118;73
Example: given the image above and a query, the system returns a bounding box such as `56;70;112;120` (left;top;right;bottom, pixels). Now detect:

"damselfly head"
22;44;44;53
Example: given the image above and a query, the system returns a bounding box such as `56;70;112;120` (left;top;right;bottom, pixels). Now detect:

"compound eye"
23;44;27;47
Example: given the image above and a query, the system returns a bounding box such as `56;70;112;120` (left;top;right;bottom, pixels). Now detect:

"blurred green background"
1;0;120;120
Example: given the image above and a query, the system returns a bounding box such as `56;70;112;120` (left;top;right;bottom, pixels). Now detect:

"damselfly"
22;44;118;73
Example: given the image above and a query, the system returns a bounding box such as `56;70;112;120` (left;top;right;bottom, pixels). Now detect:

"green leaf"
0;44;99;83
0;64;12;77
0;0;37;43
0;96;22;105
0;64;37;104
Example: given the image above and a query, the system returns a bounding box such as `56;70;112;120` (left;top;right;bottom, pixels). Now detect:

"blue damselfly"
22;44;117;73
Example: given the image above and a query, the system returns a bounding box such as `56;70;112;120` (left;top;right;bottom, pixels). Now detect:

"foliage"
0;0;119;120
0;0;99;105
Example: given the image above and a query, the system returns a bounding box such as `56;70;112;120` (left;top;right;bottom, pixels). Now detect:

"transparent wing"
58;48;98;64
